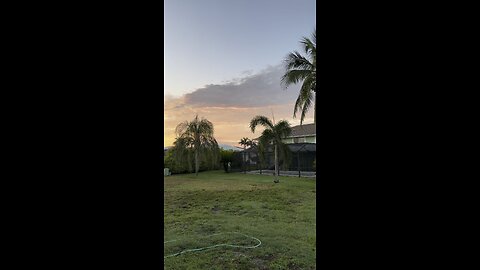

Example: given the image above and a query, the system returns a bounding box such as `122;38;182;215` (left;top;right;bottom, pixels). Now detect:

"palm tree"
239;137;250;173
246;139;257;148
174;115;219;176
250;116;292;183
281;29;316;125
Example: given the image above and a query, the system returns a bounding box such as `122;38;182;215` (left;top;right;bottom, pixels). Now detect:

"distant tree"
257;141;266;174
220;148;235;173
281;28;316;124
250;116;292;183
239;138;257;149
174;115;219;176
246;139;258;172
246;139;257;148
239;137;250;173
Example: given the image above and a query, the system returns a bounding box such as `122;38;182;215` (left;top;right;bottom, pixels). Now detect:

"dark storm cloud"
183;65;300;108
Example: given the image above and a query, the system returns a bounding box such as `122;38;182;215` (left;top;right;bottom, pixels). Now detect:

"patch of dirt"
211;205;220;213
287;261;303;270
251;258;268;270
252;254;276;269
180;203;192;209
232;251;248;259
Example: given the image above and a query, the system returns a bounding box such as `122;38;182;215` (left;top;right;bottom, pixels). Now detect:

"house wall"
282;135;316;144
305;136;316;143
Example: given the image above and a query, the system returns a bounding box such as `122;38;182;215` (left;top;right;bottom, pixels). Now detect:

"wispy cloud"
183;65;299;107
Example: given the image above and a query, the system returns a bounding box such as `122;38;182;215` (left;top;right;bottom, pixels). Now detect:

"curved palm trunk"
274;143;279;183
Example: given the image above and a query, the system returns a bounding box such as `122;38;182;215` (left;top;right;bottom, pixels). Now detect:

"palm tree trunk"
274;143;279;183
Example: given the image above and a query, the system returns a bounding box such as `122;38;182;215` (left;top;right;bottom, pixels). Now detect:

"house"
252;123;316;145
239;123;315;170
282;123;316;144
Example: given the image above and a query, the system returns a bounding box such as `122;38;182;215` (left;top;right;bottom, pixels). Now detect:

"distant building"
243;123;316;171
282;123;316;144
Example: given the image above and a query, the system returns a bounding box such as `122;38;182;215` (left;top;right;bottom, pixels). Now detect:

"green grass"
164;170;316;269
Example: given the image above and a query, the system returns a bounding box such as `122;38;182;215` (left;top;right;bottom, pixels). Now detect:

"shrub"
164;149;190;174
164;147;220;175
220;149;235;173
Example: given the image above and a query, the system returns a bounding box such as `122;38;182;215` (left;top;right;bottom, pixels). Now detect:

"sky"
164;0;316;147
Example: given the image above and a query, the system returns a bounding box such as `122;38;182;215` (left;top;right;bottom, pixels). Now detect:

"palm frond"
260;129;275;142
254;128;275;153
299;91;315;125
175;121;190;137
283;51;314;71
300;37;316;57
282;28;316;124
239;137;249;146
274;120;292;139
293;75;315;122
250;115;274;133
281;69;312;88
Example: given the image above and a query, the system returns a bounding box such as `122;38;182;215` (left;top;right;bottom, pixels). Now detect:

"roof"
289;123;316;137
252;123;316;140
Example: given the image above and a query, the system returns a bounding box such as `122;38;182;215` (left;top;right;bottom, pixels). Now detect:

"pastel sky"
164;0;316;147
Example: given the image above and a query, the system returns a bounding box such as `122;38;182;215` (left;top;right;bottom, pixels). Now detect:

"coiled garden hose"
164;232;262;259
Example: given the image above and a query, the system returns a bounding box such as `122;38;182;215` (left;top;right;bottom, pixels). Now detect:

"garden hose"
164;232;262;259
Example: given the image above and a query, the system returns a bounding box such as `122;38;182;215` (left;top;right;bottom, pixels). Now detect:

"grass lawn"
164;170;316;269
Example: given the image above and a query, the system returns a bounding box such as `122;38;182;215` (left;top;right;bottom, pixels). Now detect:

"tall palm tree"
174;115;219;176
250;116;292;183
281;29;316;125
239;137;250;173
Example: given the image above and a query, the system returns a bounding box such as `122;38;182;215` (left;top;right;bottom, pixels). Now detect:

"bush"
164;148;221;174
220;149;235;173
164;150;190;174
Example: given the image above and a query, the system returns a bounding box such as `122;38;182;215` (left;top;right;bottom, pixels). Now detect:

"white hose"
164;232;262;259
